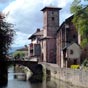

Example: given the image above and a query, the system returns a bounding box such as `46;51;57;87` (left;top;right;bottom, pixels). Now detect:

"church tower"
41;7;61;63
41;7;61;37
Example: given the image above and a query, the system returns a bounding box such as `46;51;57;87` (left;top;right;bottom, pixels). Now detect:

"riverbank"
40;62;88;88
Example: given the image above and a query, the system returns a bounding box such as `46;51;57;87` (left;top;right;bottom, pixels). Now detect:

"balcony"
29;44;41;57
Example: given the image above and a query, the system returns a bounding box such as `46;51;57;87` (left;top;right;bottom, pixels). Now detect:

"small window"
52;17;54;21
84;49;87;51
73;34;76;39
52;11;54;14
74;59;77;64
70;49;73;54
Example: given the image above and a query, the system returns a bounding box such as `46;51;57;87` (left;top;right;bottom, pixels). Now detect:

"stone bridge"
7;61;41;73
0;60;43;84
8;60;43;82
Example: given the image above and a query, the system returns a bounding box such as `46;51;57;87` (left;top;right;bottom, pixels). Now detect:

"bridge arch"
7;61;43;82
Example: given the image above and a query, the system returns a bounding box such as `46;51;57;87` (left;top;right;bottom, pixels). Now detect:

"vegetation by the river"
0;13;15;60
70;0;88;65
70;0;88;47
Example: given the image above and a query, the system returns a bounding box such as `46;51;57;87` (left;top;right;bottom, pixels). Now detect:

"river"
6;67;81;88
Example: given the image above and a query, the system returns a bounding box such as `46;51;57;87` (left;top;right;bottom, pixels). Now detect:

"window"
52;17;54;21
70;49;73;54
73;34;76;39
74;59;77;64
84;49;87;51
52;11;54;14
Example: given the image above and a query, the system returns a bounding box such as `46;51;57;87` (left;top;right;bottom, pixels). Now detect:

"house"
61;43;81;68
40;7;61;63
56;16;81;68
28;28;42;61
28;7;61;63
28;6;81;68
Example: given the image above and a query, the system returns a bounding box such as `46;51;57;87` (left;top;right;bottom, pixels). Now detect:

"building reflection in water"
43;76;80;88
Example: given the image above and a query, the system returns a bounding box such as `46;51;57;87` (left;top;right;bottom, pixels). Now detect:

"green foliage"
70;0;88;47
70;0;82;13
13;51;25;59
81;38;88;47
71;65;80;69
82;59;88;67
0;13;15;60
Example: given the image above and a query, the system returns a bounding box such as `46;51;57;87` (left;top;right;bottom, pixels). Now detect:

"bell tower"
41;7;61;63
41;7;61;37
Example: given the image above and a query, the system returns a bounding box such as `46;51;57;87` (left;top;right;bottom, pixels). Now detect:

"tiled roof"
28;30;43;39
40;36;54;40
57;15;73;33
62;42;81;50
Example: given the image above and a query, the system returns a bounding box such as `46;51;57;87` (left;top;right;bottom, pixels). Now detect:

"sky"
0;0;76;48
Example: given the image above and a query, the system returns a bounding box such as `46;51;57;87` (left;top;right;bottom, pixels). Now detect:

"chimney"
36;28;40;32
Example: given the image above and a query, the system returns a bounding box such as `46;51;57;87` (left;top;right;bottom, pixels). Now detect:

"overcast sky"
0;0;75;47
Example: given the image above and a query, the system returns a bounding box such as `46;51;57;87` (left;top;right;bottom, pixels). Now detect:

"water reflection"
46;77;81;88
6;67;83;88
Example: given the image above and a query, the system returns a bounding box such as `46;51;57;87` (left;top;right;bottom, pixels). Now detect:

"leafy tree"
70;0;88;47
13;51;25;60
0;13;15;61
0;13;15;86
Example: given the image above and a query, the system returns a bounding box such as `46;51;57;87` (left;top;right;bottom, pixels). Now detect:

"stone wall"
40;62;88;88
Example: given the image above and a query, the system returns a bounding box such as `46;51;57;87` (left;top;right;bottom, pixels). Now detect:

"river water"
6;67;81;88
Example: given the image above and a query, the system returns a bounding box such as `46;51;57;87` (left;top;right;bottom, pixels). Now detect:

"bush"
71;65;80;69
82;59;88;67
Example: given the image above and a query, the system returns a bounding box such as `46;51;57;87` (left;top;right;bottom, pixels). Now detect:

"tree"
0;13;15;61
70;0;88;47
14;52;25;60
0;13;15;86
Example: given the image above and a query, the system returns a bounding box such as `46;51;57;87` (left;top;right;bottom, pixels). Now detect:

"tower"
41;7;61;63
41;7;61;37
